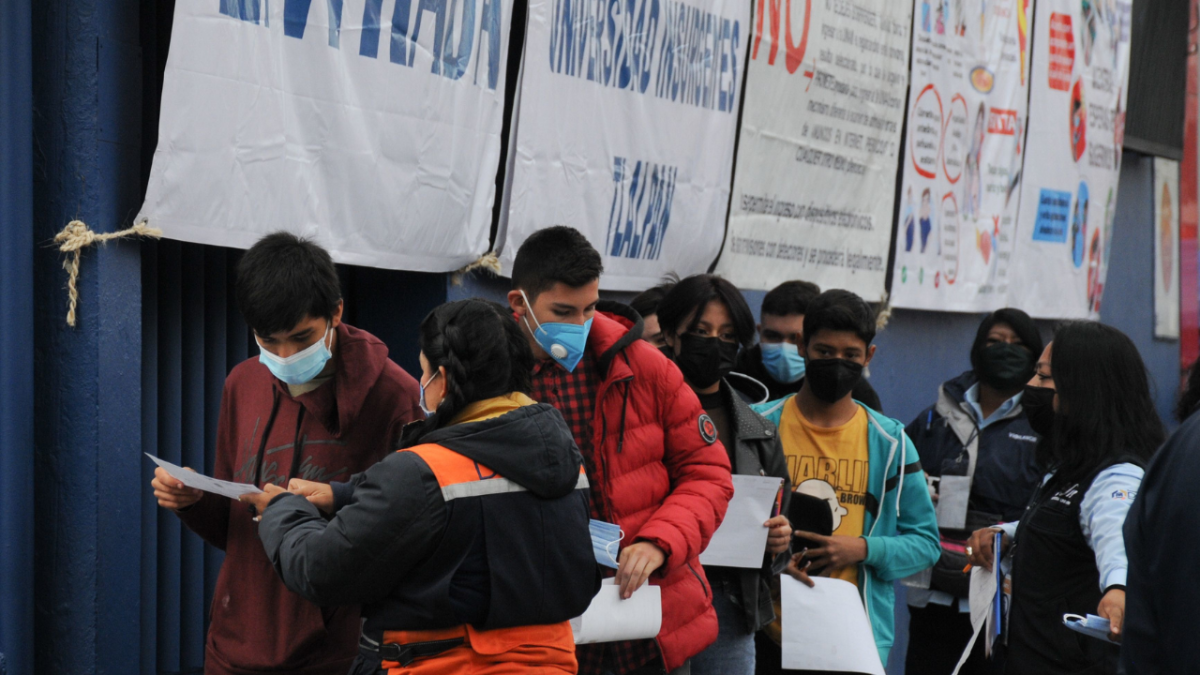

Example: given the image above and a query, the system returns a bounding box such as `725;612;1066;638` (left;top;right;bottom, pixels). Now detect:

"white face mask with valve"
257;323;333;385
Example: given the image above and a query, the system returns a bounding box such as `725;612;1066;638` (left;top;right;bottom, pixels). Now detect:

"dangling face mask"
419;371;441;417
257;323;333;385
519;290;592;372
760;342;806;383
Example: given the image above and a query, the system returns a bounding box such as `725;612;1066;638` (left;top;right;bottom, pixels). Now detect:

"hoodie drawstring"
252;390;282;488
288;406;307;482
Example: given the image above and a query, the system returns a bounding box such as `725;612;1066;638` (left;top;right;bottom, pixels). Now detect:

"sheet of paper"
699;475;783;568
952;567;996;675
571;579;662;645
936;476;972;530
1064;614;1115;642
146;453;262;500
781;576;885;675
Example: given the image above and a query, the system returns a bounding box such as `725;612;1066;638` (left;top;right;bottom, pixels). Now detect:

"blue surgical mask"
520;290;592;372
419;371;440;417
589;519;623;569
257;323;333;385
761;341;806;383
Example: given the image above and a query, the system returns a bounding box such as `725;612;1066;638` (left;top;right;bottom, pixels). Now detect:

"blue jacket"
754;396;941;664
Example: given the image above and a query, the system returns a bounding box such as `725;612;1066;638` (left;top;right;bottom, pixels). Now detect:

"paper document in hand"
146;453;262;500
781;576;884;675
951;566;996;675
570;579;662;645
700;475;783;568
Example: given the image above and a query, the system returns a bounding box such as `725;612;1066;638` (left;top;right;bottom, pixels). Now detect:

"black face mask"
805;358;864;404
675;333;739;390
976;342;1035;391
1022;385;1057;437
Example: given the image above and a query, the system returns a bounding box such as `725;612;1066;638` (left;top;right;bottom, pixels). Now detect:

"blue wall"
0;0;36;673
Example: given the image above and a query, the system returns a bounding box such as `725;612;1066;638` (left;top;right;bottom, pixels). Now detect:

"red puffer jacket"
588;304;734;671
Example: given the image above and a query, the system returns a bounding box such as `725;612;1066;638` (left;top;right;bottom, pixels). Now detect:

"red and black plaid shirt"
530;353;661;675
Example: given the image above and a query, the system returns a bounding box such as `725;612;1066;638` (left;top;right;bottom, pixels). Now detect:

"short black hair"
803;289;876;347
235;232;342;336
630;273;680;319
656;274;756;347
762;280;821;317
511;226;604;300
969;308;1044;373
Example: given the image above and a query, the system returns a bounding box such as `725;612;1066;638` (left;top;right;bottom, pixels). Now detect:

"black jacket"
710;379;793;634
1122;413;1200;675
732;344;884;411
258;400;598;636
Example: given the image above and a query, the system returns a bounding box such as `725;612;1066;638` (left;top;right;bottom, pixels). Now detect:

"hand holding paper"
780;576;884;675
700;475;784;568
571;579;662;645
147;454;262;501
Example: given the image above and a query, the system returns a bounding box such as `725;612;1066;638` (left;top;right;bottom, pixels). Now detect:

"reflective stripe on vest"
405;444;589;503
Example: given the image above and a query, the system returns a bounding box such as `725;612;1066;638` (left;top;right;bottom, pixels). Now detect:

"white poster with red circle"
890;0;1033;312
1007;0;1131;319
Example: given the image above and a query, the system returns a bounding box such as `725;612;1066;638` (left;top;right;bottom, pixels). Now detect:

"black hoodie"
258;398;599;638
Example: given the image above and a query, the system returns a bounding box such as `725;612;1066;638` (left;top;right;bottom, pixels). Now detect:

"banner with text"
138;0;513;272
715;0;912;296
1007;0;1131;318
499;0;749;290
890;0;1033;311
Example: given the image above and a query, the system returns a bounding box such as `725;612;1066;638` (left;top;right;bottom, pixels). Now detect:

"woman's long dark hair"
656;274;756;348
401;299;534;446
1039;321;1164;482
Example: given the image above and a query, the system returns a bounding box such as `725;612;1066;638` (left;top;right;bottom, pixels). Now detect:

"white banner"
716;0;912;297
1007;0;1132;318
1155;157;1180;339
139;0;513;272
890;0;1033;311
498;0;749;290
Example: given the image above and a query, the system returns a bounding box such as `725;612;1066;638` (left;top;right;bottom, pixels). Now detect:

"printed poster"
1155;157;1180;339
139;0;514;272
498;0;749;290
1007;0;1132;318
715;0;913;297
890;0;1034;312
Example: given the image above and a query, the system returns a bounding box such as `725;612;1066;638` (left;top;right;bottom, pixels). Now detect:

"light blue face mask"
589;519;623;569
520;290;592;372
257;323;333;385
760;341;806;383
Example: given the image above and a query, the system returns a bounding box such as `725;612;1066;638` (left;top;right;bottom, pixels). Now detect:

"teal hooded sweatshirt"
754;395;941;664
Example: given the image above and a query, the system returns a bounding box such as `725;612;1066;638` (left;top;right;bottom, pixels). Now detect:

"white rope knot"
54;220;163;327
451;251;502;286
875;291;893;331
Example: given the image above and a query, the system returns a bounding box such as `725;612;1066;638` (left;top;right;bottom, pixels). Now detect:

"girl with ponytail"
248;299;599;674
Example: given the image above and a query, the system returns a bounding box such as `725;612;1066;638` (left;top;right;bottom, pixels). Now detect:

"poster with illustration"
716;0;912;296
891;0;1033;312
1155;157;1180;339
1008;0;1132;318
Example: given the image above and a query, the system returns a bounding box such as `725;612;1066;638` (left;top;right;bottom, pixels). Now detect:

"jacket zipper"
687;560;710;599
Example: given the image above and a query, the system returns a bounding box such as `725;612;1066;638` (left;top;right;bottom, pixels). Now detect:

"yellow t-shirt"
779;398;870;587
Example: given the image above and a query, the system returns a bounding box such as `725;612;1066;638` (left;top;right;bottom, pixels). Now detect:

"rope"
875;290;893;331
450;251;502;286
53;220;163;327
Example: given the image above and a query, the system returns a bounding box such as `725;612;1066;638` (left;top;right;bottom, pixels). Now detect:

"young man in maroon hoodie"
150;232;423;675
507;226;734;675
